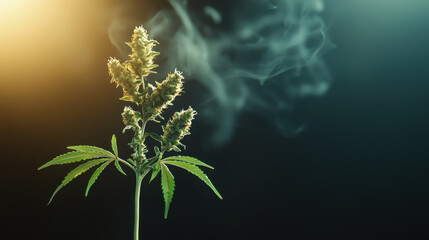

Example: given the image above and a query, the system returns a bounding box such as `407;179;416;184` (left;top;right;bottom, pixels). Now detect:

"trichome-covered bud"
143;70;184;121
126;26;160;78
108;58;140;103
121;106;141;133
122;106;147;160
162;107;196;151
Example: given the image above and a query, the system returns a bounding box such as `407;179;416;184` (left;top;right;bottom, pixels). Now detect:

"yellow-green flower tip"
162;107;196;150
143;70;184;121
127;26;160;78
108;57;140;103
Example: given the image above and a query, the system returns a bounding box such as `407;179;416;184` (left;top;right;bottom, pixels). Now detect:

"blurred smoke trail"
110;0;333;146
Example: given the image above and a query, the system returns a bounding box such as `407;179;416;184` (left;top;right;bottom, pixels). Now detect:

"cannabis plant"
38;26;222;240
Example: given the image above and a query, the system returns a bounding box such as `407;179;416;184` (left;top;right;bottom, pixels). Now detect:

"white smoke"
110;0;333;146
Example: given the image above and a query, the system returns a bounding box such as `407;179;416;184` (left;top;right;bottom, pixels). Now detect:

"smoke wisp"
110;0;333;146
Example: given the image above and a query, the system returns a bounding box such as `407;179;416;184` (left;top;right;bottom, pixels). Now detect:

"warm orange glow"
0;0;163;128
0;0;111;100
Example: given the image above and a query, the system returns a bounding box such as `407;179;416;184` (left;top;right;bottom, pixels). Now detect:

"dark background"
2;0;429;239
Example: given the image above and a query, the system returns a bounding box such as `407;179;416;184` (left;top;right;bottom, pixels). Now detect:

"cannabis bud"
122;106;140;132
162;107;196;151
108;57;140;103
144;70;184;122
108;26;160;104
126;26;160;79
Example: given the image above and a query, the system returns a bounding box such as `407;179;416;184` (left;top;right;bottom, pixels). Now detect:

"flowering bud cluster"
122;106;147;161
162;107;196;151
143;70;184;122
108;58;140;102
107;26;160;104
122;106;140;132
126;27;160;78
108;26;195;161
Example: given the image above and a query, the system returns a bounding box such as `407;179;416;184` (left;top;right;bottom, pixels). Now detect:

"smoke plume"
110;0;333;146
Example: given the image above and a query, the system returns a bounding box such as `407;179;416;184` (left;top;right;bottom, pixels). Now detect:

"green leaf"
111;134;118;157
160;163;175;218
38;151;107;170
114;160;127;175
85;161;111;196
171;146;181;152
149;163;160;183
147;132;164;144
154;146;160;155
163;161;222;199
127;158;135;165
119;95;134;102
150;51;160;57
162;156;214;169
48;159;109;204
67;145;114;157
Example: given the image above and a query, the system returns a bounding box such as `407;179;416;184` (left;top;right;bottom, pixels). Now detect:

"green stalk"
134;174;143;240
134;104;147;240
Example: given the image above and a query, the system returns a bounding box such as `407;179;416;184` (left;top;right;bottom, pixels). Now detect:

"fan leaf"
149;163;160;183
114;160;127;175
48;159;109;204
67;145;114;158
160;163;175;218
38;151;107;170
162;156;214;169
163;161;222;199
111;134;118;157
85;161;111;196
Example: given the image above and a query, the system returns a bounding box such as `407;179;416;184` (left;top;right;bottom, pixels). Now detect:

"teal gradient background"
1;0;429;239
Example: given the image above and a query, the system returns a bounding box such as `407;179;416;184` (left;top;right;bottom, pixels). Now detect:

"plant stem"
134;174;143;240
134;85;148;240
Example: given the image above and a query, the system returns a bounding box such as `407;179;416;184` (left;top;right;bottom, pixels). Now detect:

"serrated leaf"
150;163;160;183
38;151;107;170
48;159;109;204
163;161;222;199
85;161;111;196
160;163;175;218
111;135;118;157
114;160;127;175
67;145;115;157
162;156;214;169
